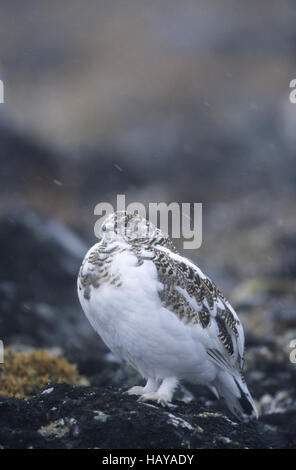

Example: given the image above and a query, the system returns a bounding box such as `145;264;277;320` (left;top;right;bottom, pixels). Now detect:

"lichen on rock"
0;349;88;399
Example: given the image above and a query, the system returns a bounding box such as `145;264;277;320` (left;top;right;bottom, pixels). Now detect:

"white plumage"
77;211;258;420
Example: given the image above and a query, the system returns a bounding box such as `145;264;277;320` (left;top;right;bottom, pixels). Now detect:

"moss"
0;348;88;399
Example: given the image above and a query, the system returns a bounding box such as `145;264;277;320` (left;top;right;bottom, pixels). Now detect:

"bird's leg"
127;377;159;396
138;377;179;406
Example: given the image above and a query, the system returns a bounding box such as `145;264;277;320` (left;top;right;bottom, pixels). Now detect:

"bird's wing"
151;245;245;374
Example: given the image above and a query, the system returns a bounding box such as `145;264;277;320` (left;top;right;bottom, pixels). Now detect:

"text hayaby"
102;454;195;466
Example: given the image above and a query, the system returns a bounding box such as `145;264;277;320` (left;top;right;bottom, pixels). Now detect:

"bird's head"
101;211;159;242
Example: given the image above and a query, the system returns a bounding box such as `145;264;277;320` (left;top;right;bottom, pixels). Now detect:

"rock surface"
0;381;295;449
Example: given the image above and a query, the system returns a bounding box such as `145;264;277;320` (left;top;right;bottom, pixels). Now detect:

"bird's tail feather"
213;370;258;421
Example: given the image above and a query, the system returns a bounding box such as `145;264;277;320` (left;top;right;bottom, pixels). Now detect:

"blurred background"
0;0;296;414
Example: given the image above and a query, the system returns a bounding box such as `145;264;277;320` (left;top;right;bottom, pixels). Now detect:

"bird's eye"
102;225;106;232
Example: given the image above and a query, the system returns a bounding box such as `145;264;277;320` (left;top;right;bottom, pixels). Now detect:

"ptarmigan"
77;211;258;420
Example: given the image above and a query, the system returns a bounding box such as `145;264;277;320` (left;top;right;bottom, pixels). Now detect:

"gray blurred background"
0;0;296;357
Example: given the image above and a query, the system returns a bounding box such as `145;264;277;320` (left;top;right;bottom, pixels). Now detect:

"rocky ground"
0;343;296;449
0;381;294;450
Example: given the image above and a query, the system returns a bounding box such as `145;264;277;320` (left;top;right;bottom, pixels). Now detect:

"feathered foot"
127;377;159;396
138;377;178;407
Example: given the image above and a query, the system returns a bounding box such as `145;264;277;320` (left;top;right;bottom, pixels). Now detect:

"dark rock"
260;411;296;449
0;208;103;355
275;232;296;278
0;124;61;197
0;383;277;449
1;333;296;449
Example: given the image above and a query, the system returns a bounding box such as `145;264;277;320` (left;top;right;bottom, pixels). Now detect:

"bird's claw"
126;386;145;396
137;392;173;407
